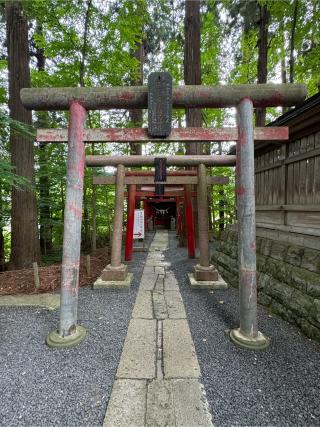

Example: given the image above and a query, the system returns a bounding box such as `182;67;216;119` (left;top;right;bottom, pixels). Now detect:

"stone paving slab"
140;273;157;290
155;266;165;275
143;266;155;275
153;291;168;320
164;291;186;319
163;319;201;379
0;293;60;310
116;319;156;379
172;379;213;427
132;291;153;319
104;379;147;427
164;273;179;291
146;379;175;427
154;275;164;292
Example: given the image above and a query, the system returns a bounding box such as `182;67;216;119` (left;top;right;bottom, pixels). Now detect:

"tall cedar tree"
256;2;269;126
130;41;144;156
6;1;40;268
184;0;202;155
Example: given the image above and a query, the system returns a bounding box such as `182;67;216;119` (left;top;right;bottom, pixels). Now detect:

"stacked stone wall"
211;229;320;342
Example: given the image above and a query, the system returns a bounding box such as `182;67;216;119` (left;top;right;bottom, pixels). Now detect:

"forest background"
0;0;319;270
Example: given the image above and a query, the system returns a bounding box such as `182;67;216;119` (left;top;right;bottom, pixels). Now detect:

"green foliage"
1;0;320;263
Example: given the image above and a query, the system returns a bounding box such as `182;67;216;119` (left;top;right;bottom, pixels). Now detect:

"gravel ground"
166;232;320;427
0;237;151;427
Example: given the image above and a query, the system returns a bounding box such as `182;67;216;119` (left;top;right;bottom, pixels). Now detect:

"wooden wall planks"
255;130;320;237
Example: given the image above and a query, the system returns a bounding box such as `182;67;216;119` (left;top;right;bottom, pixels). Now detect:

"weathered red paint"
58;100;86;337
36;126;289;143
236;186;246;196
125;184;136;261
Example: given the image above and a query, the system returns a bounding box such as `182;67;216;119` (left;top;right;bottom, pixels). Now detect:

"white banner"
134;209;145;239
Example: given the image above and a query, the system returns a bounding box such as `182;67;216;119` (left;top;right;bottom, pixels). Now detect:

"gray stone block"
132;291;153;319
287;290;314;318
286;245;304;267
260;238;272;256
172;379;213;427
104;379;146;427
140;273;157;291
270;240;288;261
163;319;200;379
164;273;179;291
258;292;272;307
164;291;186;319
309;299;320;326
146;380;175;427
153;291;168;320
301;248;320;274
116;319;156;379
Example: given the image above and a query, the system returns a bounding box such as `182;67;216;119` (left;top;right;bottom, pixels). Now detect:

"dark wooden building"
255;92;320;250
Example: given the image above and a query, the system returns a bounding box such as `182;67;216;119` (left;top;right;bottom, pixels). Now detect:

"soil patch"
0;248;110;295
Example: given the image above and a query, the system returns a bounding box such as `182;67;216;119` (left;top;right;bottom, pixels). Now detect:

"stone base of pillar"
101;263;128;281
187;272;228;290
193;264;219;281
133;247;147;252
229;328;270;350
93;272;133;289
46;325;87;349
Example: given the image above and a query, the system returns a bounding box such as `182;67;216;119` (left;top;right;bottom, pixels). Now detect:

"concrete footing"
188;272;228;290
0;293;60;310
101;263;128;281
193;263;219;281
46;325;87;349
93;273;133;289
229;328;270;350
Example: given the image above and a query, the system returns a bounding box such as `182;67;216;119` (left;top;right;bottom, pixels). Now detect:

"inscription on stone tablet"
148;72;172;137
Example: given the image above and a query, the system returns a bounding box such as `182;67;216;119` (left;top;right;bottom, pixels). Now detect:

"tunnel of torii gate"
93;170;230;262
21;72;307;351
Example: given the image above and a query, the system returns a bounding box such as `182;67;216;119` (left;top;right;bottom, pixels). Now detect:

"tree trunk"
184;0;202;155
6;1;40;269
35;24;52;254
255;2;269;127
0;183;5;271
129;40;144;156
289;0;299;84
184;1;202;246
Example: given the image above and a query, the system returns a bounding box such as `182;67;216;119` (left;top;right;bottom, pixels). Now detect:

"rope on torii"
154;207;170;215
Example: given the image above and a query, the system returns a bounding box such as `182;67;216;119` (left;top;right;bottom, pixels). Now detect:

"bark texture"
130;40;144;156
256;2;269;127
184;0;202;155
6;1;40;269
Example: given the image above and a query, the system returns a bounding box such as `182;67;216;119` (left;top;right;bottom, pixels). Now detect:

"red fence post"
184;185;195;258
46;101;87;348
125;184;136;261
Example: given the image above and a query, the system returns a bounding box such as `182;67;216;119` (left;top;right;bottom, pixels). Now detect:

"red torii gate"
93;170;229;261
21;82;306;351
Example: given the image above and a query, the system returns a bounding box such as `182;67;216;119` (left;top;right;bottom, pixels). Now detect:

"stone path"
104;230;213;427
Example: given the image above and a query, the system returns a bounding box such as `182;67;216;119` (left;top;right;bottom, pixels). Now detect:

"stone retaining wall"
211;228;320;342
